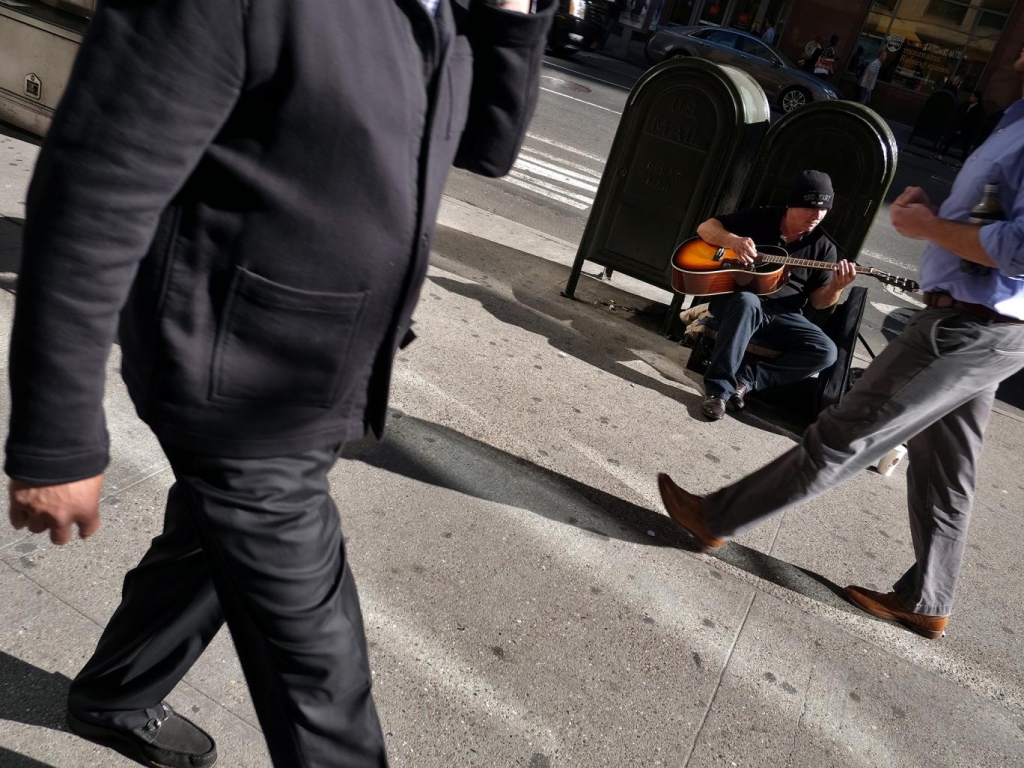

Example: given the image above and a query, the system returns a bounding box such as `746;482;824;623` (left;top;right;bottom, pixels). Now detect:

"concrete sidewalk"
1;173;1024;764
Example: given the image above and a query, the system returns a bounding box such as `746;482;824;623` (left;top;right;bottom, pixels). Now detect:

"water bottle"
962;183;1004;275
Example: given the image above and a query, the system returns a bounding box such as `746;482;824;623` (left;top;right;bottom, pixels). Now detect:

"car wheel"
780;87;810;113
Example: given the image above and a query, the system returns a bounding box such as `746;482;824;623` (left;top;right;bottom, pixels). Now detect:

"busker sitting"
693;171;856;421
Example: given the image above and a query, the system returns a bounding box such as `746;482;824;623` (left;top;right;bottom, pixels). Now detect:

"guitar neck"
757;251;868;274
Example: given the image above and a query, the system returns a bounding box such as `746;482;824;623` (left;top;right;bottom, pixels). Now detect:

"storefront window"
730;0;760;31
670;0;699;25
698;0;726;25
925;1;969;25
847;0;1016;95
846;9;894;77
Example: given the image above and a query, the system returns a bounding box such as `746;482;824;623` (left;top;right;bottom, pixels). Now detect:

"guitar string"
697;249;915;286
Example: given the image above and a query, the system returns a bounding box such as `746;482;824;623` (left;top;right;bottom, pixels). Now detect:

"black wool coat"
6;0;555;483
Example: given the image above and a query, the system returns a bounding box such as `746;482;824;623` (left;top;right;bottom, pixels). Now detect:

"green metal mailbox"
738;100;898;265
563;57;770;301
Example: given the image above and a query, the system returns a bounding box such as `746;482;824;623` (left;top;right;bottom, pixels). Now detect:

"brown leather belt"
922;291;1024;325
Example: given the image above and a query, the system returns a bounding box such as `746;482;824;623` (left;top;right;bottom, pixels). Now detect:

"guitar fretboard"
756;251;867;274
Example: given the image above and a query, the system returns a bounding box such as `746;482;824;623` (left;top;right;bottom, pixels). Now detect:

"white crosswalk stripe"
525;132;607;164
515;157;599;192
499;135;606;212
504;174;591;210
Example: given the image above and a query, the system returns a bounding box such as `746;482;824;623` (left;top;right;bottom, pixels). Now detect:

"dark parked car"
646;26;840;113
548;0;614;56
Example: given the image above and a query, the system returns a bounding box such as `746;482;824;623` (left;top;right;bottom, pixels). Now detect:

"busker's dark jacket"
5;0;555;484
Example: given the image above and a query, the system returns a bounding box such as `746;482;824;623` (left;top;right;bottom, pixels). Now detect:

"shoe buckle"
144;705;169;733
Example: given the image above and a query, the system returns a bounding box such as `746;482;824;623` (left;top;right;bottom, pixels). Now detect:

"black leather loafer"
67;703;217;768
701;395;727;421
728;381;752;412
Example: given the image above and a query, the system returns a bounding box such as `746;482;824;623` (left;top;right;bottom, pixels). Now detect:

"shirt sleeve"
979;164;1024;277
5;0;246;484
714;208;760;237
453;0;555;177
803;240;837;294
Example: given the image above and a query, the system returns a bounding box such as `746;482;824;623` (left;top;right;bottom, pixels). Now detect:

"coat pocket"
211;267;367;408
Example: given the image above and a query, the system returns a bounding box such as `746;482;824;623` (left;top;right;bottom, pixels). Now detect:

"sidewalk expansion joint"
681;591;758;767
99;465;173;503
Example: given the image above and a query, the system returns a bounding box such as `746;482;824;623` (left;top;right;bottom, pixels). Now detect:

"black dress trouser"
67;444;389;767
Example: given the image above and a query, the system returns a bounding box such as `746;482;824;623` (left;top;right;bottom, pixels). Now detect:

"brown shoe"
701;395;726;421
728;381;752;412
843;585;948;640
657;473;726;550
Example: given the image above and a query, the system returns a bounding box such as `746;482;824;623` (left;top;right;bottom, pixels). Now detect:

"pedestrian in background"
801;35;824;72
849;44;865;79
659;45;1024;643
761;19;776;46
813;34;839;80
5;0;554;766
937;90;986;162
858;49;887;105
598;0;628;50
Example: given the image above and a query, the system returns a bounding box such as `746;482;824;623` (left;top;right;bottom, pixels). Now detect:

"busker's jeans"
68;443;388;767
702;307;1024;616
704;291;838;400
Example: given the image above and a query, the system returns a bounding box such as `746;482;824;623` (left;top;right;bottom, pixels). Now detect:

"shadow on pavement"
0;121;42;146
0;216;24;276
344;413;858;616
0;652;71;732
0;748;57;768
431;271;708;411
429;226;803;442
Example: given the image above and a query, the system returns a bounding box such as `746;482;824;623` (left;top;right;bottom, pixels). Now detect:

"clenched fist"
8;474;104;546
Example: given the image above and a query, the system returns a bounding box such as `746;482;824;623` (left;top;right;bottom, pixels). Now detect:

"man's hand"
8;474;104;546
893;186;937;213
891;202;940;240
728;235;758;266
832;259;857;289
482;0;532;11
810;259;857;309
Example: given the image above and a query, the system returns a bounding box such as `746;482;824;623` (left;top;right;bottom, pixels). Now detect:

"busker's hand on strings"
833;259;857;289
8;474;104;545
728;235;758;266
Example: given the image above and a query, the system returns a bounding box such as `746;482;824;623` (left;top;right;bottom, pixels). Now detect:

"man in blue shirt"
657;46;1024;641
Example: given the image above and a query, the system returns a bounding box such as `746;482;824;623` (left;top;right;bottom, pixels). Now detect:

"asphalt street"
445;51;1024;417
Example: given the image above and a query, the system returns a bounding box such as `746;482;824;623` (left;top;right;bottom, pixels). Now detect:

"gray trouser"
703;307;1024;616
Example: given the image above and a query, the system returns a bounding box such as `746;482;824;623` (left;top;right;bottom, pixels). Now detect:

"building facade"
650;0;1024;123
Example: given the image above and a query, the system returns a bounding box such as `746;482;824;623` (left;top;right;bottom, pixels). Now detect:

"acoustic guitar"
670;237;920;297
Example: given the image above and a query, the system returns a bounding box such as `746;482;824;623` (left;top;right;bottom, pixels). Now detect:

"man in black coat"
937;90;986;161
4;1;554;766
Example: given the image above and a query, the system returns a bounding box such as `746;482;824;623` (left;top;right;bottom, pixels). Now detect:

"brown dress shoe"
728;381;751;412
657;473;726;549
844;585;948;640
701;395;726;421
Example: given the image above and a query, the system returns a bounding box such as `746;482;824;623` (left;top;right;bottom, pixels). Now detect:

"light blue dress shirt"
918;97;1024;320
420;0;440;14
